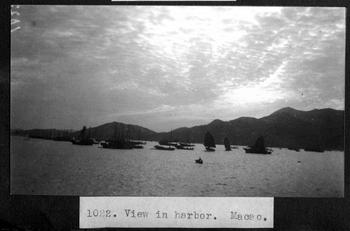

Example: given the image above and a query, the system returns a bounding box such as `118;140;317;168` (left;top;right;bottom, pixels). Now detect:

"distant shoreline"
11;107;345;151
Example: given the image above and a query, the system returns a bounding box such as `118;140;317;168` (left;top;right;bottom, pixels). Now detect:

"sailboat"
71;126;94;145
129;129;146;148
154;145;175;150
175;144;194;150
101;125;134;149
224;137;231;151
204;131;215;151
244;136;271;154
177;133;195;149
158;129;178;146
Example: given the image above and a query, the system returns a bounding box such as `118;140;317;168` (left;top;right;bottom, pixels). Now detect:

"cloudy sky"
11;6;345;132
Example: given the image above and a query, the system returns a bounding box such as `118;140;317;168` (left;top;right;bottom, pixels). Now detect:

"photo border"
1;0;349;229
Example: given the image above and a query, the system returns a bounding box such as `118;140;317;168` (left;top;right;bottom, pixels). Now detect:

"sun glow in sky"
11;6;345;132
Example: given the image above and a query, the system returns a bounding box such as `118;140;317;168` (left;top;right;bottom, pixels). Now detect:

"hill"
77;121;157;141
158;107;344;150
12;107;344;150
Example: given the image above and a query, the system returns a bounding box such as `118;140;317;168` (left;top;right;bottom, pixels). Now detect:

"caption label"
80;197;273;228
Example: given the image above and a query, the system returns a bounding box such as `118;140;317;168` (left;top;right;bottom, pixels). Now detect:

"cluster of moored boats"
24;125;327;166
69;127;273;154
154;142;195;151
60;127;324;154
71;138;147;149
70;126;148;149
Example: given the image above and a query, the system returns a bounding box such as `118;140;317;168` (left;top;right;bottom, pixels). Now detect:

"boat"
244;147;271;154
224;137;231;151
179;142;195;147
304;147;324;152
244;136;271;154
132;144;144;149
205;147;215;152
195;158;203;164
159;130;179;147
98;140;108;148
175;144;194;150
71;126;94;145
130;140;147;145
204;131;216;151
101;125;136;149
154;145;175;151
287;147;300;152
102;140;134;149
71;138;94;145
158;140;178;147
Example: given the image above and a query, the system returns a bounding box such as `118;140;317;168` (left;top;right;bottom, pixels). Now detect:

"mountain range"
12;107;344;150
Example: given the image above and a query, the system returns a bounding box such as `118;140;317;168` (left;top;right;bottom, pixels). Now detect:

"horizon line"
11;106;344;133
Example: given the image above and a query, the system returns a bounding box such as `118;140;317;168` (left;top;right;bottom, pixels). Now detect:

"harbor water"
11;136;343;197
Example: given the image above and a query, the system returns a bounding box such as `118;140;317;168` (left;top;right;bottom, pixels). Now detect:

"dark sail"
204;131;216;151
80;126;87;139
102;124;144;149
224;137;231;151
72;126;93;145
244;136;271;154
254;136;265;151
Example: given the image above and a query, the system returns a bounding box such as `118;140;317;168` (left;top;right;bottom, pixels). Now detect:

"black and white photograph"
10;6;345;197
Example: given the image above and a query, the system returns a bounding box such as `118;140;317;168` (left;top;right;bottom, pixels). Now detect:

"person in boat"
196;157;203;164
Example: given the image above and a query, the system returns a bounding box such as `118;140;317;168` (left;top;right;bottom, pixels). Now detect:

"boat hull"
176;145;194;150
71;139;94;145
154;145;175;151
244;148;271;154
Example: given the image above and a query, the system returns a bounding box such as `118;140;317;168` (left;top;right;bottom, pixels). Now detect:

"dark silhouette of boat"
195;158;203;164
98;140;108;148
175;144;194;150
154;145;175;151
204;131;216;151
102;140;134;149
205;147;215;152
158;140;178;147
244;136;271;154
132;144;144;149
71;126;94;145
287;147;300;152
130;140;147;145
159;130;179;147
102;125;142;149
304;146;324;152
179;142;195;147
224;137;231;151
72;139;94;145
